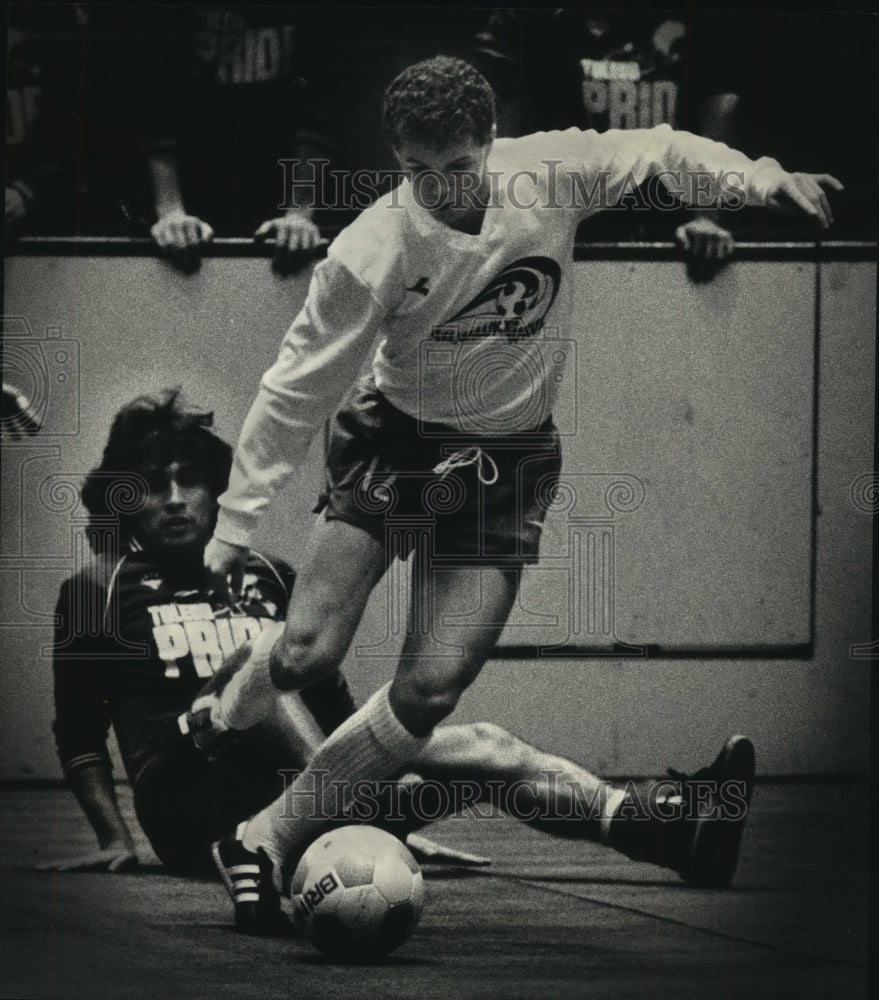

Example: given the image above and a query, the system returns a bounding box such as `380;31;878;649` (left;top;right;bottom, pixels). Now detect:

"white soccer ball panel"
291;826;425;960
335;884;389;929
372;852;418;905
331;851;375;888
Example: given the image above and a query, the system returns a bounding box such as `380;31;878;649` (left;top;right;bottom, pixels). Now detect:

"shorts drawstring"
361;453;381;490
432;446;499;486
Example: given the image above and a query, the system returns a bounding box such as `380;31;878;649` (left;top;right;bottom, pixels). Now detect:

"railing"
6;236;877;260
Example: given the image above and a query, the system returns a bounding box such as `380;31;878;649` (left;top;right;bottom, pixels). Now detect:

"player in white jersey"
192;57;840;920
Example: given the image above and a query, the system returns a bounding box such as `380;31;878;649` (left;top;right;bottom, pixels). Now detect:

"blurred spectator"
5;4;79;236
137;6;345;275
476;9;877;245
7;8;872;244
5;3;156;238
474;9;743;273
730;13;878;241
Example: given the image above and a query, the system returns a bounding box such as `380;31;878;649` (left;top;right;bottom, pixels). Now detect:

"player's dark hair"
81;387;232;553
382;55;496;150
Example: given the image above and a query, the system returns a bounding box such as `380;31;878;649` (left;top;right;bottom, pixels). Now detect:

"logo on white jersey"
431;257;560;344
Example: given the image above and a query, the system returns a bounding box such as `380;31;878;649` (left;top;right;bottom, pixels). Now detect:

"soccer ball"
291;825;425;961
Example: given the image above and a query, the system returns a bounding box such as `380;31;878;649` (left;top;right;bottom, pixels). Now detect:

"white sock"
217;621;284;730
270;690;327;764
242;683;428;885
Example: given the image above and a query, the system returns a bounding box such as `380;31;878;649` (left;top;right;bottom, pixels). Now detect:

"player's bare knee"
417;690;461;729
268;627;342;691
393;678;463;733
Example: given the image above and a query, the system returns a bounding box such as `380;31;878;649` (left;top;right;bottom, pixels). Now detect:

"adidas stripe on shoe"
212;823;289;935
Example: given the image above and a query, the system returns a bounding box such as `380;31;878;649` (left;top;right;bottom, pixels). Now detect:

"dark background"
5;5;878;240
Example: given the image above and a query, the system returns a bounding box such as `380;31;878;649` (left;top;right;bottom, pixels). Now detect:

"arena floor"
1;780;869;1000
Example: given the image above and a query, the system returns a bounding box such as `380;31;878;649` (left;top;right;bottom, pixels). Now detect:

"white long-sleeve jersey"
215;125;788;546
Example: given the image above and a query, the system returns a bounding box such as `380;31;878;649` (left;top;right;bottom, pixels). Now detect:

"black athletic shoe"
664;734;756;886
610;735;756;887
212;824;289;936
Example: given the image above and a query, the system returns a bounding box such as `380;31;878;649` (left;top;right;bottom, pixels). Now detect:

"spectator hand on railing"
254;209;323;276
6;184;31;227
675;215;736;283
150;209;215;275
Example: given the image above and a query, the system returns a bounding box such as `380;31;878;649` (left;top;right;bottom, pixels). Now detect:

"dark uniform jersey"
52;545;356;870
53;547;290;782
474;10;741;241
135;4;343;235
476;10;739;136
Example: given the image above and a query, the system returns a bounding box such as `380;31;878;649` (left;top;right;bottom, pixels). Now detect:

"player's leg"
391;562;522;734
413;722;612;838
233;560;521;890
604;735;756;886
182;646;363;936
184;638;328;767
213;396;553;928
414;724;755;885
189;520;384;932
204;515;386;731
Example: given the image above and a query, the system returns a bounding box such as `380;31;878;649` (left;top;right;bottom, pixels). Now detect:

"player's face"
132;460;214;554
395;134;494;231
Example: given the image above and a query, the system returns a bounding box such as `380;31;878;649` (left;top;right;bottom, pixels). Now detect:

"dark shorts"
132;674;358;874
315;378;562;567
133;732;291;874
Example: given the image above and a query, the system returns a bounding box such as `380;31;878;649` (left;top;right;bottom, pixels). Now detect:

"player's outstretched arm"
48;579;138;872
762;172;843;229
580;126;844;233
36;762;138;873
211;257;387;555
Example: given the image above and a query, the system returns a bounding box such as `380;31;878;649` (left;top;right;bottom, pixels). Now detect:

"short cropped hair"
81;388;232;552
382;56;496;150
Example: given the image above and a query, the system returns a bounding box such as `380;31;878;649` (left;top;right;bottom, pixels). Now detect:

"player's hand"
204;536;249;600
6;186;29;226
405;833;491;867
254;212;322;276
36;843;139;873
765;173;844;230
151;209;215;274
675;215;735;283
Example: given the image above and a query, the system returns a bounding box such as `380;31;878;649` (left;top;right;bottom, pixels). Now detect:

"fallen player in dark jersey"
45;389;755;935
